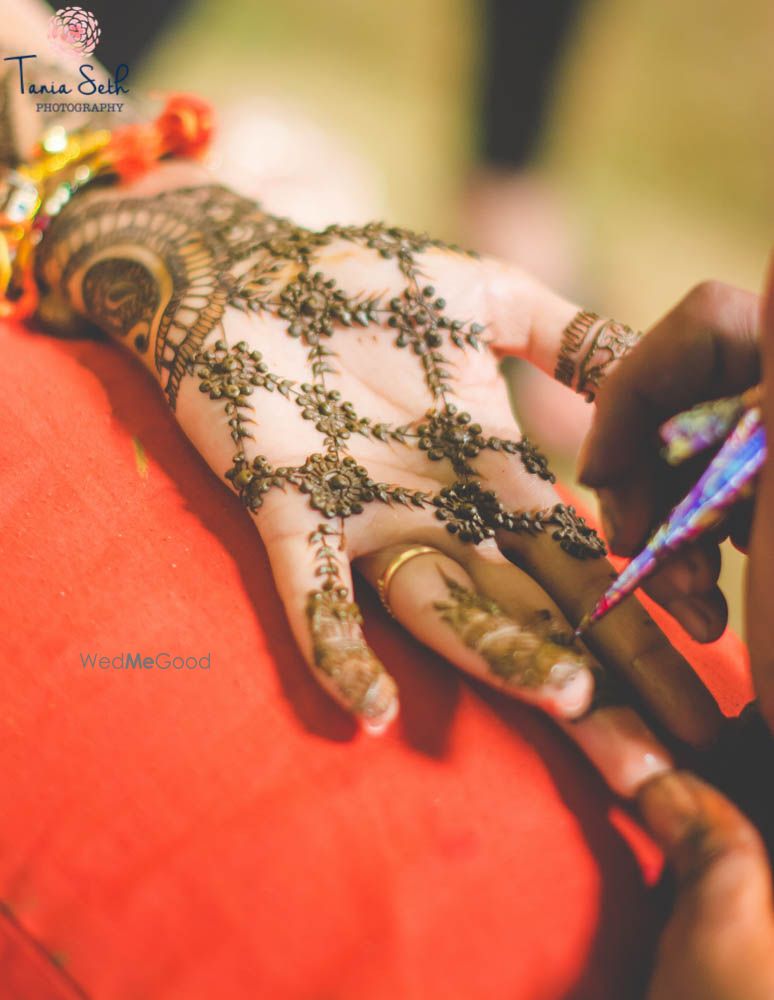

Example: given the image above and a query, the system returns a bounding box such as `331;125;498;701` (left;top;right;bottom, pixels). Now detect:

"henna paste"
36;184;607;685
305;524;396;721
433;573;591;688
432;482;604;556
555;310;642;402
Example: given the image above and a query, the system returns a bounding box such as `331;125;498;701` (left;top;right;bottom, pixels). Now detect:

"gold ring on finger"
377;545;440;618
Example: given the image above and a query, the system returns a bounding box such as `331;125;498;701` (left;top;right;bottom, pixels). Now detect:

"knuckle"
681;279;751;334
679;823;766;911
685;279;734;317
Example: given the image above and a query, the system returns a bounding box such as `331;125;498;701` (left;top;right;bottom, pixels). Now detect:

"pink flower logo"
47;7;101;56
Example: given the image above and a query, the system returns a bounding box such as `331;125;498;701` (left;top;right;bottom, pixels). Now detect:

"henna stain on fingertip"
306;524;396;720
306;585;394;718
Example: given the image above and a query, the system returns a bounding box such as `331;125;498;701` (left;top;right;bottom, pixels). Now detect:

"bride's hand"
37;163;723;794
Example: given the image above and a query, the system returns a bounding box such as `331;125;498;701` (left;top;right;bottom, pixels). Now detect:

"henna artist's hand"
579;259;774;732
578;278;760;642
641;771;774;1000
36;163;724;794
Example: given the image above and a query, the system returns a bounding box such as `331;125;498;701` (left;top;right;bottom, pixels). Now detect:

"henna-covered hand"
35;163;724;795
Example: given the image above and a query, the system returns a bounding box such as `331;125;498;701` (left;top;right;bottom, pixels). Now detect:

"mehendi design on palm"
37;184;604;708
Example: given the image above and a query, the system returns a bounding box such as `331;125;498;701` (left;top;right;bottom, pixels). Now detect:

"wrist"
36;175;272;411
3;96;214;321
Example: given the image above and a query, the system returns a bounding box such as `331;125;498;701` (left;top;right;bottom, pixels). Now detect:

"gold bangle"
377;545;439;618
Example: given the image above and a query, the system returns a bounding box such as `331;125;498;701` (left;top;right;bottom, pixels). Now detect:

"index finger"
498;529;725;748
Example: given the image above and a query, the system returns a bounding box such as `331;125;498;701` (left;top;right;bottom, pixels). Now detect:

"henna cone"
577;406;766;635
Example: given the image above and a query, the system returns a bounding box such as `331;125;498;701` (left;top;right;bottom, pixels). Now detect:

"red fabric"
0;318;751;999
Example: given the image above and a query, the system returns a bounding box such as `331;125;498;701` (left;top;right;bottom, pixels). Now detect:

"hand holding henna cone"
575;403;766;637
359;541;675;794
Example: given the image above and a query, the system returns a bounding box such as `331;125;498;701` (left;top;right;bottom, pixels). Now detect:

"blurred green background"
139;0;774;633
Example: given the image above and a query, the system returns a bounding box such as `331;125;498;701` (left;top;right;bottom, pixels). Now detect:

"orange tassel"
109;94;214;181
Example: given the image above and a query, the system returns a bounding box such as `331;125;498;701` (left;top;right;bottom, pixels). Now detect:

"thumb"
640;771;774;1000
747;251;774;728
482;256;641;399
482;256;578;371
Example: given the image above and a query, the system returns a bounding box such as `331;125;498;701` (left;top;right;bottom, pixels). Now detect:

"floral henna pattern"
555;310;642;403
189;338;598;552
306;523;396;723
430;481;604;554
417;404;556;480
37;184;605;686
433;573;591;688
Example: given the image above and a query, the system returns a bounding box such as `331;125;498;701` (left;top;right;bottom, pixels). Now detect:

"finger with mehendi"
478;257;642;396
461;440;723;746
553;311;643;402
496;529;724;747
450;542;674;794
357;543;594;718
260;504;399;736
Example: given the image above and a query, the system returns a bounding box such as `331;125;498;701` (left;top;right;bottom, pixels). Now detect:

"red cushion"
0;318;751;998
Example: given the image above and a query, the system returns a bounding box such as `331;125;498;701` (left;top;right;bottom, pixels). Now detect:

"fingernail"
548;658;583;687
544;664;593;718
361;698;399;736
569;706;673;797
360;675;399;736
638;771;703;846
